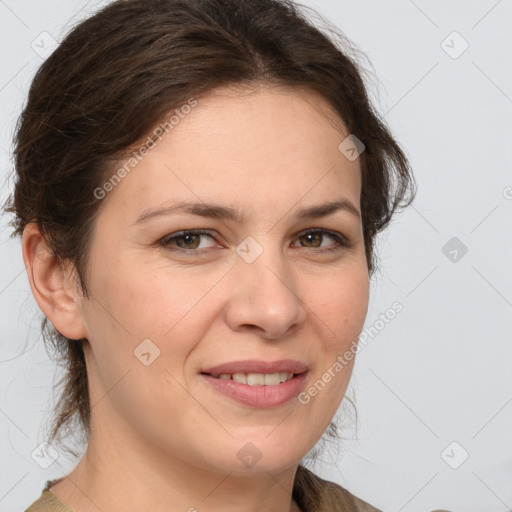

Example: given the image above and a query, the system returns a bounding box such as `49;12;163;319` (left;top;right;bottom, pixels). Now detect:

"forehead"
177;83;350;148
100;83;361;220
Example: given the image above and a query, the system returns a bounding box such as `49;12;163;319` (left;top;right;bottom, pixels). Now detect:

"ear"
21;223;88;341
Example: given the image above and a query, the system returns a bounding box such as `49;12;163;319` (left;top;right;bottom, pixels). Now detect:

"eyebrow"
133;198;360;225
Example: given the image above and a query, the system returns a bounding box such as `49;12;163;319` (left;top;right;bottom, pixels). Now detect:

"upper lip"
201;359;309;376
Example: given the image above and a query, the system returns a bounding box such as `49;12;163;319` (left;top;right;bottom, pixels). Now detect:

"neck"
50;414;303;512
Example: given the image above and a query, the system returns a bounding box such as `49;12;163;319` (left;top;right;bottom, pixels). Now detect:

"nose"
224;249;307;339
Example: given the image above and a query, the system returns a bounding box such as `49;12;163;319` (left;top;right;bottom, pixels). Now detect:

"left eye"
159;229;348;252
292;229;348;250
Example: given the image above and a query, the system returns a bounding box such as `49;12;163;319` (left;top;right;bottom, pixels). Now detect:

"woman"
4;0;449;510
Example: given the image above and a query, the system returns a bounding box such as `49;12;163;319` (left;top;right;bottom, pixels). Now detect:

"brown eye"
174;233;201;249
160;230;217;252
294;229;348;251
298;232;323;248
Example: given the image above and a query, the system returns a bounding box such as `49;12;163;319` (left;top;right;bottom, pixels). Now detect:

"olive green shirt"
24;465;451;512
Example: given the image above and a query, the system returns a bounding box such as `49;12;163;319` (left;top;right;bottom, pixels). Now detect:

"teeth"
279;372;293;383
218;372;294;385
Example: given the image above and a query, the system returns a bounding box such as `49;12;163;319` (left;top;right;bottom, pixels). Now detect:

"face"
78;84;369;475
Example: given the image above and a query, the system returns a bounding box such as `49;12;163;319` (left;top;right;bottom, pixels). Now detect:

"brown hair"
3;0;414;499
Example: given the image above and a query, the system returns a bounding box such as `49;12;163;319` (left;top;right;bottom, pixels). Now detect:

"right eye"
159;230;219;253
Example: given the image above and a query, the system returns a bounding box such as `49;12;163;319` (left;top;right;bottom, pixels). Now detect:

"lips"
201;359;309;377
200;371;309;408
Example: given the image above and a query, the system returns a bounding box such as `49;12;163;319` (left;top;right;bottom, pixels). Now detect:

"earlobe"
21;223;88;341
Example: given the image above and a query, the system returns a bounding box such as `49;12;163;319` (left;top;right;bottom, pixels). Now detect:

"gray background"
1;1;511;511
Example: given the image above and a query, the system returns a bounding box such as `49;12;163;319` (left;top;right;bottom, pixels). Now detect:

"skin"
22;83;370;512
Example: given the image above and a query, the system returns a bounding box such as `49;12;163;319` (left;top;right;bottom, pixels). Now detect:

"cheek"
83;266;206;434
296;267;368;441
308;265;369;344
89;264;224;387
97;263;210;337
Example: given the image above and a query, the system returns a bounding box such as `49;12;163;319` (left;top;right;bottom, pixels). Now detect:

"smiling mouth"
199;370;309;408
200;372;300;386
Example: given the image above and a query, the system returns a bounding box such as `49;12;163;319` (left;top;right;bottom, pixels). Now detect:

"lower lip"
200;372;308;408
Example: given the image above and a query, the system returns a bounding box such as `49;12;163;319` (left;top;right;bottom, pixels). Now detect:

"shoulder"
293;465;453;512
293;464;382;512
24;491;75;512
24;480;75;512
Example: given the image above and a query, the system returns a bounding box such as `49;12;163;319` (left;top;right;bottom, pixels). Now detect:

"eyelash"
159;228;350;255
